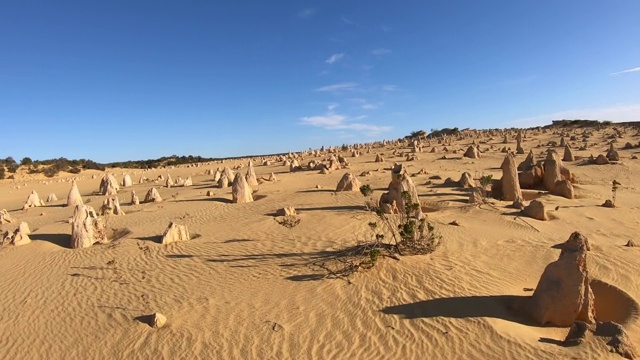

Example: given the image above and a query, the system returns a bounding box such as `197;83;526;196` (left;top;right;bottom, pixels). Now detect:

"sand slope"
0;128;639;359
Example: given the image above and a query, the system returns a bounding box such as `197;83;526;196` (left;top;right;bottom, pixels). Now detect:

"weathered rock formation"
70;205;107;249
335;173;361;192
161;222;190;245
232;173;254;203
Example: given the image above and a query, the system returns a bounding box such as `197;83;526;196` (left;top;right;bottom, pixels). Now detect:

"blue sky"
2;1;639;163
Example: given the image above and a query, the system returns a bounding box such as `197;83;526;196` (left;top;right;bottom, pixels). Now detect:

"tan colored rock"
458;172;475;188
375;154;385;162
206;190;214;197
523;200;548;221
10;222;32;246
561;231;591;254
131;191;140;205
246;161;258;187
161;222;190;245
335;173;361;192
468;187;484;204
183;176;193;187
268;173;277;182
595;154;610;165
606;143;620;161
100;196;125;216
553;180;575;199
501;154;524;204
518;150;536;171
232;173;254;203
563;145;575;162
543;159;562;192
66;180;84;208
526;232;595;326
595;322;638;360
144;188;162;203
122;174;133;187
46;193;58;202
151;312;167;329
70;205;107;249
99;174;119;195
165;175;173;188
379;169;422;216
463;146;480;159
625;239;637;247
24;190;44;209
0;209;13;224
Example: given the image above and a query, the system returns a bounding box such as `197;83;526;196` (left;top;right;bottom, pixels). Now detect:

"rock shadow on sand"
380;295;535;326
30;233;70;248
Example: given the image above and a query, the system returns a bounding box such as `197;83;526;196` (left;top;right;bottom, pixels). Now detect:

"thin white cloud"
325;53;344;64
341;15;354;25
315;82;357;92
380;25;391;32
297;8;316;19
371;48;391;55
506;104;640;128
327;103;339;111
300;113;391;136
382;84;399;91
362;103;378;110
610;67;640;76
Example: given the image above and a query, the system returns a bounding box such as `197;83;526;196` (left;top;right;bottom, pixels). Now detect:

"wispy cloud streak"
325;53;344;64
315;82;357;92
610;67;640;76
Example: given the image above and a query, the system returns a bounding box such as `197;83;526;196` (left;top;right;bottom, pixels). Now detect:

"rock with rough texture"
246;161;259;187
100;196;125;216
468;187;484;204
458;172;475;188
563;145;575;162
523;200;548;221
518;150;536;172
218;175;229;189
151;312;167;329
144;188;162;203
70;205;107;249
11;222;32;246
501;154;524;204
276;207;297;216
165;175;173;188
625;239;637;247
526;232;595;326
561;231;591;254
595;154;610;165
46;193;58;203
0;209;13;224
161;222;190;245
99;174;119;195
232;173;254;203
268;173;277;182
543;159;563;192
606;143;620;162
375;154;384;162
595;321;638;360
131;191;140;205
24;190;44;209
183;176;193;187
122;174;133;187
553;180;575;199
563;321;588;347
335;173;361;192
379;169;422;216
66;180;84;208
463;146;480;159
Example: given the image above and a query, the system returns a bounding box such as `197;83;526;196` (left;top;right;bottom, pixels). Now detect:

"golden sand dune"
0;127;639;359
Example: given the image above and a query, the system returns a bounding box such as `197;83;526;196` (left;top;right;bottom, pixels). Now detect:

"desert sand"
0;125;639;359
